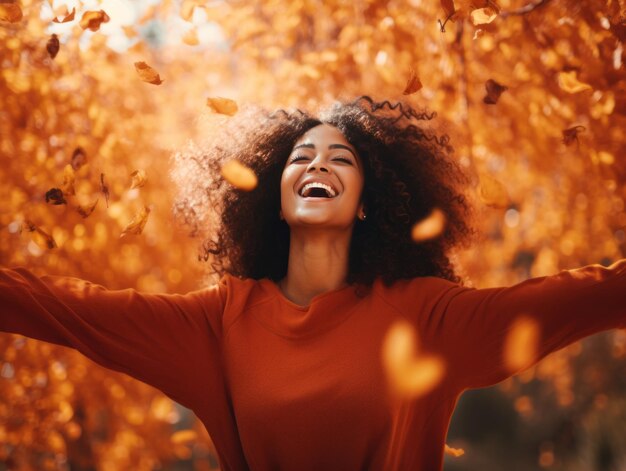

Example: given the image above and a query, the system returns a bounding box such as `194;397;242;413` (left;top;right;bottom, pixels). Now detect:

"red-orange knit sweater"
1;261;625;470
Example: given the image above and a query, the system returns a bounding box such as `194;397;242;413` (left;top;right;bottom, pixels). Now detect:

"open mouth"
298;182;337;198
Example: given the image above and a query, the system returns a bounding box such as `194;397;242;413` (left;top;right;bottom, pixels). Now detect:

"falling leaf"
45;188;67;205
181;0;204;21
182;28;199;46
122;26;138;38
483;79;508;104
120;205;151;237
47;34;60;59
473;29;485;40
470;7;497;25
134;61;164;85
76;199;98;218
411;208;446;242
171;430;197;444
445;444;465;457
504;316;540;372
130;169;147;189
71;147;87;170
0;3;22;23
478;174;509;208
61;164;75;196
79;10;110;32
562;125;585;146
100;173;110;208
221;160;257;191
558;71;592;93
206;97;238;116
22;220;57;249
52;7;75;23
402;69;423;95
382;320;445;398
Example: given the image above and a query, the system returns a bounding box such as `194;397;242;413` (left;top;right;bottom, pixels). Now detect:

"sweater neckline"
255;279;364;337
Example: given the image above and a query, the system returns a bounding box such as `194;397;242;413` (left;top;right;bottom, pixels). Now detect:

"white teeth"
300;182;337;198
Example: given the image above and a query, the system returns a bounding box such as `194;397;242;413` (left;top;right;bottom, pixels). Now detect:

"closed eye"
333;157;353;164
289;155;310;164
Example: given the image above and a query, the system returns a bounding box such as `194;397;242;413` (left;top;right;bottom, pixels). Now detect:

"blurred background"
0;0;625;469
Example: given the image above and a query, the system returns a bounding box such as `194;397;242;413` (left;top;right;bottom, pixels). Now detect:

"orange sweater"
1;261;625;470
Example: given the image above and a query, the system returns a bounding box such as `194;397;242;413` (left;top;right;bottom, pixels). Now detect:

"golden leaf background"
1;0;625;469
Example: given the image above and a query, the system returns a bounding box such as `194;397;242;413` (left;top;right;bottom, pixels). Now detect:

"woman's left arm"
425;259;626;391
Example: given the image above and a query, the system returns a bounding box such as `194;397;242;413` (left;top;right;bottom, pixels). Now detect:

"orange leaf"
71;147;87;170
61;164;75;196
504;316;540;372
181;0;205;21
483;79;507;104
79;10;110;32
206;97;238;116
52;7;75;24
382;320;445;399
558;71;592;93
171;430;197;445
440;0;455;17
130;169;147;189
562;125;585;146
120;205;151;237
22;220;57;249
402;69;423;95
76;199;98;218
470;7;497;25
134;61;164;85
45;188;66;205
221;160;257;191
0;3;22;23
478;174;509;208
100;173;110;208
444;444;465;457
411;208;446;242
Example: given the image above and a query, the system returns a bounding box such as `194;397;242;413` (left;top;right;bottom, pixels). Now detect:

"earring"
359;210;366;221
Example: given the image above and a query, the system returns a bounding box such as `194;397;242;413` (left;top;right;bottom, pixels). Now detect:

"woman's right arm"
0;266;226;411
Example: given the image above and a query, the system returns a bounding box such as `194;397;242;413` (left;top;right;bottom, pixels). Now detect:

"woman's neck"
280;228;352;307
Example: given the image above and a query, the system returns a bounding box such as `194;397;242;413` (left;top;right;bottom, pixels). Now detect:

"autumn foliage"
1;0;625;469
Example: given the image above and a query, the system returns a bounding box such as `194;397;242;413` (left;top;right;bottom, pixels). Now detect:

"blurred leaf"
100;173;110;208
220;160;257;191
411;208;446;242
52;7;75;24
206;97;238;116
79;10;110;32
181;0;205;21
46;34;60;59
382;320;445;399
504;316;540;372
440;0;455;17
478;174;510;208
171;429;198;444
470;7;497;25
444;444;465;457
483;79;508;104
562;125;586;146
76;199;98;218
402;69;423;95
61;165;75;196
134;61;164;85
22;220;57;249
130;169;147;189
120;205;151;237
182;28;199;46
71;147;87;170
0;3;22;23
558;71;592;93
45;188;67;205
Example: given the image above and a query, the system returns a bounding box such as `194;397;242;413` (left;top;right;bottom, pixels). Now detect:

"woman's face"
280;124;364;230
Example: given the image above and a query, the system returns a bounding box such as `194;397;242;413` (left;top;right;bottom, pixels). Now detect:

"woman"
1;97;625;471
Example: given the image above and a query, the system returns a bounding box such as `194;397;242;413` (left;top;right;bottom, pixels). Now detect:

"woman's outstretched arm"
0;266;226;411
422;259;626;391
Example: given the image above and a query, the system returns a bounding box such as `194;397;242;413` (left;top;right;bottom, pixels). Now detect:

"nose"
307;156;329;173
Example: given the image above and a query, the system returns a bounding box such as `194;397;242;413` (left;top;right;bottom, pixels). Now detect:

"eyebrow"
293;143;358;159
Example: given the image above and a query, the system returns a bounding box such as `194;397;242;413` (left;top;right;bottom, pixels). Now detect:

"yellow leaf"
221;160;257;191
52;7;75;23
134;61;164;85
402;69;423;95
120;205;151;237
504;316;540;372
0;3;22;23
478;174;509;208
381;320;445;399
206;97;238;116
444;444;465;457
182;28;199;46
558;71;592;93
411;208;446;242
470;7;497;25
79;10;110;32
130;169;147;189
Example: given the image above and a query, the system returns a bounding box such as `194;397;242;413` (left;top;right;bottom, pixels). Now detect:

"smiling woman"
1;97;625;471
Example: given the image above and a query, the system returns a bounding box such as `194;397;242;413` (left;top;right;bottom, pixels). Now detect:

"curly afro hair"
172;96;476;286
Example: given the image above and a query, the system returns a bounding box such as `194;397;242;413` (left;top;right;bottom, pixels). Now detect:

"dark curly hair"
172;96;476;286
